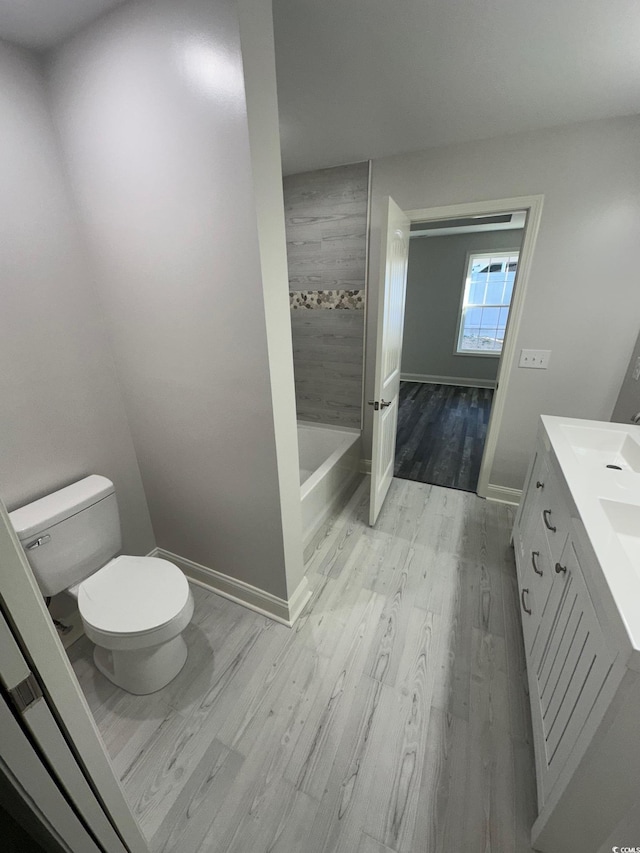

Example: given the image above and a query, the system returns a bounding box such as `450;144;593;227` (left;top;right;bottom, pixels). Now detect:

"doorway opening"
368;195;543;522
394;214;524;492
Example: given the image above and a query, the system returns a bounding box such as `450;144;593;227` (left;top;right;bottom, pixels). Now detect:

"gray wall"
402;229;523;384
365;115;640;491
284;162;368;428
0;41;154;557
611;329;640;424
48;0;302;599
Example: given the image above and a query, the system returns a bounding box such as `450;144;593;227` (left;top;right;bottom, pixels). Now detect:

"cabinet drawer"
518;574;538;656
538;467;570;564
515;451;549;561
528;524;554;635
517;533;553;658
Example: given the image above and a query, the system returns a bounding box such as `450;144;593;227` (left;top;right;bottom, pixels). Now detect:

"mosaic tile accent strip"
290;289;365;310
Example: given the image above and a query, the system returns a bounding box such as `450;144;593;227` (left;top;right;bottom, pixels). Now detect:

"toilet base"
93;634;188;695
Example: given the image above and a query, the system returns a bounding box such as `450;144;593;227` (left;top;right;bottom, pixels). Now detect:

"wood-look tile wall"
284;162;369;429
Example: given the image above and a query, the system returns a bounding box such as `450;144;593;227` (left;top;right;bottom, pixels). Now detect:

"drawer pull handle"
521;588;532;615
536;481;544;489
531;551;543;576
543;510;556;532
555;562;567;574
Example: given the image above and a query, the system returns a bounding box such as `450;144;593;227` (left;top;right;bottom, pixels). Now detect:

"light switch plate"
632;356;640;382
519;349;551;369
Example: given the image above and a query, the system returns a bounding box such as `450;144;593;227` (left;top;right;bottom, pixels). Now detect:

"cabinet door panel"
538;538;616;799
541;583;586;722
538;574;581;711
533;566;570;683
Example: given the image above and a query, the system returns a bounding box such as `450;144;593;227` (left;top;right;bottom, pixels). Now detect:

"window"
456;251;519;355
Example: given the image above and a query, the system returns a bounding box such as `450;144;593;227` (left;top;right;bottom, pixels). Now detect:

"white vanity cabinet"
513;417;640;853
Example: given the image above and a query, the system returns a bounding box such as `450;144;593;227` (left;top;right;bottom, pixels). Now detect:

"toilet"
9;475;194;695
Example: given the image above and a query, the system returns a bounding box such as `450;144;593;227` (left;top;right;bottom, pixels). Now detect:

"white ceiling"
2;1;639;177
0;0;125;49
273;0;640;175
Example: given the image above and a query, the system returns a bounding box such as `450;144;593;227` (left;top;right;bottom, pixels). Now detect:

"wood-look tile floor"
69;478;537;853
394;382;494;493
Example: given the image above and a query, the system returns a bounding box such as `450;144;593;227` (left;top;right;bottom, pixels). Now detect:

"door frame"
0;496;149;853
401;194;544;500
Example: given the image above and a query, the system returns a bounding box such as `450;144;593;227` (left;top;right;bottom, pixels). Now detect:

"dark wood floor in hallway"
394;381;494;492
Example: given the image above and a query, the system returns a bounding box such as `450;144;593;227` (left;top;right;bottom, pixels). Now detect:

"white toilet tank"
9;475;122;597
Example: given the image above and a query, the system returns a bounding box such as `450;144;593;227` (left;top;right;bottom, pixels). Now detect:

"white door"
369;197;410;525
0;499;149;853
1;614;103;853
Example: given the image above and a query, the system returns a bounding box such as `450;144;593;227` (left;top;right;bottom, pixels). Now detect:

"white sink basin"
600;498;640;573
561;424;640;473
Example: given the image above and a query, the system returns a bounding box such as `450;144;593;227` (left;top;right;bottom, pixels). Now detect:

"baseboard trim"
148;548;311;627
400;372;497;390
484;484;522;506
286;576;313;625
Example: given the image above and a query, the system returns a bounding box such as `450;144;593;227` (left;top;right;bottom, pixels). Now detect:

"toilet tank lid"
9;475;115;541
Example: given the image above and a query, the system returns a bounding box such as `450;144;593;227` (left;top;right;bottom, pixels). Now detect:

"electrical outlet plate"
632;356;640;382
519;349;551;369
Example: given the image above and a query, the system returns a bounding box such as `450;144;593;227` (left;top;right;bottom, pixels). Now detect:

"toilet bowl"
71;555;194;694
9;475;194;695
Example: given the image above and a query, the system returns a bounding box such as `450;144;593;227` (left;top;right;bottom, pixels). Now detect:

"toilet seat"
78;555;193;650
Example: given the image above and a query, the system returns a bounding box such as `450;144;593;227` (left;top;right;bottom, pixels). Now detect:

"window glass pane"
478;328;498;349
486;279;504;304
468;280;485;305
457;250;519;354
461;327;480;350
481;306;500;327
466;306;483;326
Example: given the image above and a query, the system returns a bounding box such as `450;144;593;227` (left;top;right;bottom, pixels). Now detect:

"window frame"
454;248;520;358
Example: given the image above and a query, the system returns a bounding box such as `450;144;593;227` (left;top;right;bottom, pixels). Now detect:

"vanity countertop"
541;414;640;661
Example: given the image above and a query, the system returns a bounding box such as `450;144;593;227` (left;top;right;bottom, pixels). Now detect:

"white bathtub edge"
301;432;360;502
297;420;360;435
300;435;363;549
148;548;310;627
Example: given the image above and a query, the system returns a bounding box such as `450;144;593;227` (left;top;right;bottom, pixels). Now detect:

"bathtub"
298;423;362;553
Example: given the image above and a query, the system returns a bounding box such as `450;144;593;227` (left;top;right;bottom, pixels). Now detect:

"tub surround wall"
290;290;365;310
0;40;154;558
48;0;305;611
284;162;369;429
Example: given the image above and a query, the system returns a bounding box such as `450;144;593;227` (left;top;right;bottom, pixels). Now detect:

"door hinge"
9;672;43;714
